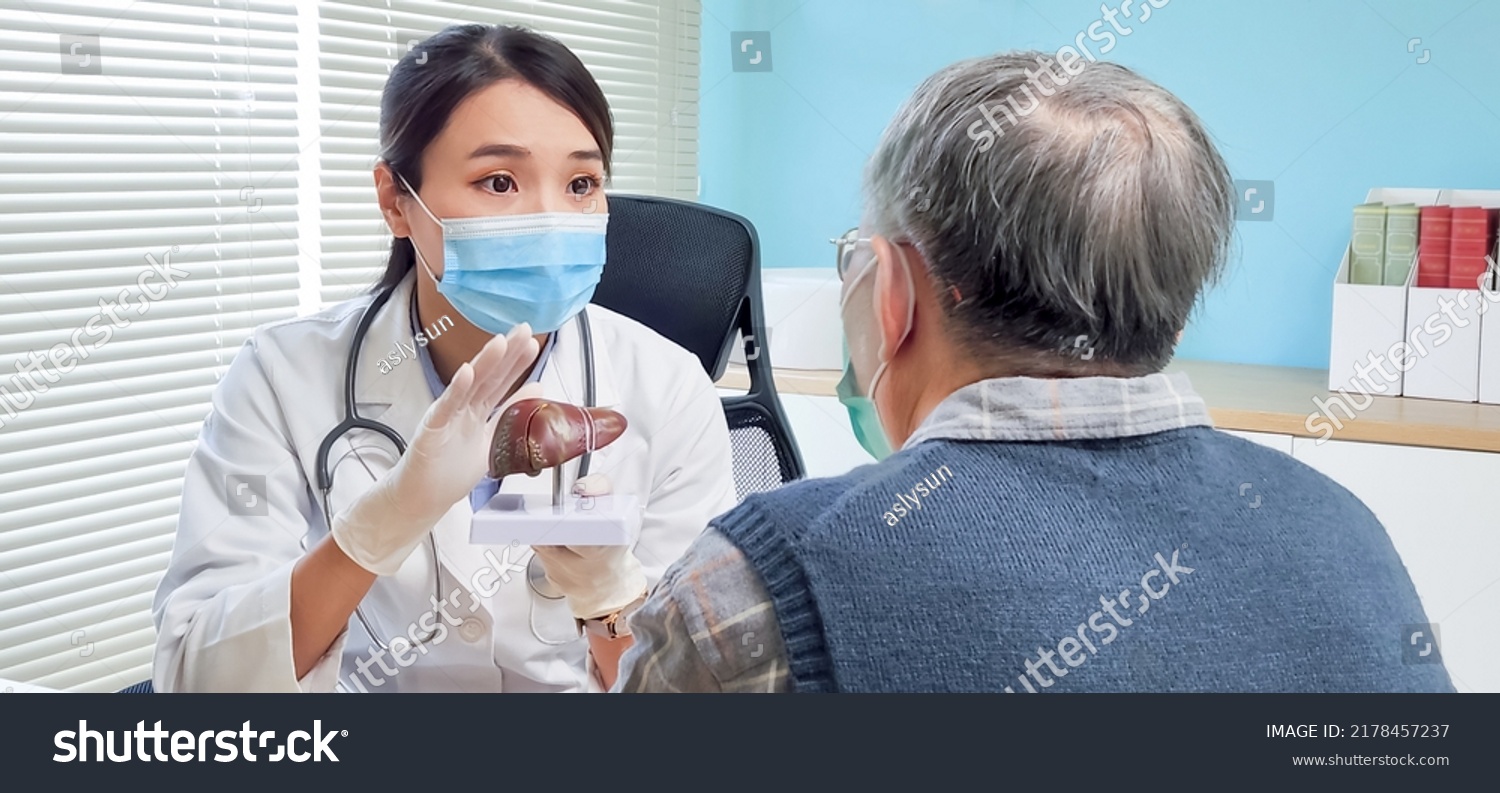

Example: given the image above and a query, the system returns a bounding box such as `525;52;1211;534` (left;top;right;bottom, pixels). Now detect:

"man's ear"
869;234;917;358
374;162;413;239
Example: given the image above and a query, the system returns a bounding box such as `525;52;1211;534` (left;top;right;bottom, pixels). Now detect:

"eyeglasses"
830;227;872;281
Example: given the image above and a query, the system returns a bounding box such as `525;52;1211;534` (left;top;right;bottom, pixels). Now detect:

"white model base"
469;493;639;546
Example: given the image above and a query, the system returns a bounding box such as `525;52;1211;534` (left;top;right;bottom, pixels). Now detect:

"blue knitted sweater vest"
713;428;1453;693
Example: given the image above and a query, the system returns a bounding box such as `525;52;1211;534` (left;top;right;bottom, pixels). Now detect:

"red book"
1417;206;1451;288
1449;207;1491;289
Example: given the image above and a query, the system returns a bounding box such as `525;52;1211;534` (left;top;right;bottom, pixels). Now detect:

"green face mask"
836;347;895;460
834;229;915;462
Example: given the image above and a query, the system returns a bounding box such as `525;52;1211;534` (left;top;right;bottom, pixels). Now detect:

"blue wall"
698;0;1500;369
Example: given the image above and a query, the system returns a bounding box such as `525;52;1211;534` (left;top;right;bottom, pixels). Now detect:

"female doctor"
151;24;736;692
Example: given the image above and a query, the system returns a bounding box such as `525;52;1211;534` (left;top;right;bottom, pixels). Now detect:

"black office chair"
593;194;805;499
118;680;153;693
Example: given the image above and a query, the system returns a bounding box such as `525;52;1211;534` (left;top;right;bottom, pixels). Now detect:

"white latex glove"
530;473;648;620
331;323;542;576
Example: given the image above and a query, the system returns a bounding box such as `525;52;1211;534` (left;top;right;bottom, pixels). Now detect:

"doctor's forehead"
424;79;601;171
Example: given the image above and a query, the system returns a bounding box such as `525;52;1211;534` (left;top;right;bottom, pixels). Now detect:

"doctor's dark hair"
372;24;615;295
864;52;1235;374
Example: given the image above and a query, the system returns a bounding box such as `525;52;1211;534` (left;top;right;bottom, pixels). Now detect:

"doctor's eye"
480;173;517;194
567;175;600;197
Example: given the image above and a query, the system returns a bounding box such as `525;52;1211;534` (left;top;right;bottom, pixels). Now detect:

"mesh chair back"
593;195;749;378
593;195;804;498
724;401;801;500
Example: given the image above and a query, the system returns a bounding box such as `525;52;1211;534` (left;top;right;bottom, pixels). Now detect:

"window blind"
0;0;700;692
0;0;302;692
316;0;702;305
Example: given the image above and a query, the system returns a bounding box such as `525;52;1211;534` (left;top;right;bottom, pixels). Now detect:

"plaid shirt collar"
903;371;1213;448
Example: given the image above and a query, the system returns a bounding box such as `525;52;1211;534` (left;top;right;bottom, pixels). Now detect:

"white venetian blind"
0;0;302;692
315;0;701;305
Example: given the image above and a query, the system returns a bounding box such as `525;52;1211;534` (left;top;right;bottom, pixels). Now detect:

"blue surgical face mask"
399;174;608;334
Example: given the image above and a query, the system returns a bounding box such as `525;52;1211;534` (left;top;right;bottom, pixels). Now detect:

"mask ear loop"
396;172;443;226
396;173;445;284
868;241;918;410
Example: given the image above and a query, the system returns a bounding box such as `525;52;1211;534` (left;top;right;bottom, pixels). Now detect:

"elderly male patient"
565;52;1452;692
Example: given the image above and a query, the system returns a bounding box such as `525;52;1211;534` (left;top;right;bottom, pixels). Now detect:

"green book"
1383;203;1419;286
1350;203;1387;285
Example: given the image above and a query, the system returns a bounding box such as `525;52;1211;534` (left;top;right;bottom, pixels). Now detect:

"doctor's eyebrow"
468;143;603;163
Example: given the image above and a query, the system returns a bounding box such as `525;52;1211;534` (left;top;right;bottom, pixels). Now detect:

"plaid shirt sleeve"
612;528;791;693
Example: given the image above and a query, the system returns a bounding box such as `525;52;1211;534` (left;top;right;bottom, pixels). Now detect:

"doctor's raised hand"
330;324;540;577
287;326;541;678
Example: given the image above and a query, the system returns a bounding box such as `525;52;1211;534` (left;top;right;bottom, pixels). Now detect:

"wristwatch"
576;593;646;639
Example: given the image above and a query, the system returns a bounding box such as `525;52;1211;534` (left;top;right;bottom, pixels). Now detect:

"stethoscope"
310;285;596;651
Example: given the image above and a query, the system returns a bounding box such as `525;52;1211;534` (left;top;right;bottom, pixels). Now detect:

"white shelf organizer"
1328;188;1440;398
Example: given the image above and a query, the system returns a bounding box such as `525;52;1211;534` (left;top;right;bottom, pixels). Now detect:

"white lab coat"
151;273;737;692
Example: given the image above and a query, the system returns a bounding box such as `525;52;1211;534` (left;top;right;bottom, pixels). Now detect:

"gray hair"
864;51;1234;373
